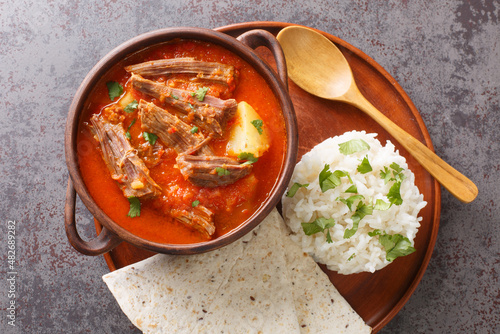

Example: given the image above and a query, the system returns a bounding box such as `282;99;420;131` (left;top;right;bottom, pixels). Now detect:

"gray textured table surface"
1;0;498;333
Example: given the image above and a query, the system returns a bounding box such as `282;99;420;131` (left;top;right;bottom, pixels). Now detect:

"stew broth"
77;39;287;244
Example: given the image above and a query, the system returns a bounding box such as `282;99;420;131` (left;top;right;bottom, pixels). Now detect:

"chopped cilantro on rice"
282;131;426;274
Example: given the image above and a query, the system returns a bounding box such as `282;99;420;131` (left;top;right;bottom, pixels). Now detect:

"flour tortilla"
280;223;372;333
102;231;253;334
191;209;301;333
103;208;371;333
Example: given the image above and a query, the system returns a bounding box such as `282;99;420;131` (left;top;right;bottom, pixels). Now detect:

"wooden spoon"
277;26;478;203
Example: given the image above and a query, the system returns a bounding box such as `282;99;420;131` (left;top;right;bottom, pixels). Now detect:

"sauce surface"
77;39;287;244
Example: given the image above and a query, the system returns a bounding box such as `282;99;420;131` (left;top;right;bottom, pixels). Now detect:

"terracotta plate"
95;22;441;333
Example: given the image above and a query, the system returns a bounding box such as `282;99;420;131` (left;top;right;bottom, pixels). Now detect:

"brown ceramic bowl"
64;27;297;256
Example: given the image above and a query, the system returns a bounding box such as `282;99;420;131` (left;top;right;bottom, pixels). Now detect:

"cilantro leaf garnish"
127;197;141;218
143;132;158;146
326;230;333;243
319;165;349;192
124;99;138;113
390;162;404;174
379;233;416;261
286;182;309;198
374;199;392;211
338;139;370;155
345;184;358;193
390;162;406;182
237;152;258;165
334;170;350;178
348;253;356;261
387;181;403;205
357;155;373;174
192;200;200;207
106;81;123;101
215;167;230;176
125;118;136;140
380;163;406;184
191;87;209;101
380;166;392;184
368;229;382;237
343;216;360;239
319;164;338;192
190;126;199;134
344;202;373;239
250;119;264;135
170;92;179;100
301;217;335;243
337;194;365;211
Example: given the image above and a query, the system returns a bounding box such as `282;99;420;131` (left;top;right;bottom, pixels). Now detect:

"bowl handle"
64;178;122;256
237;29;289;91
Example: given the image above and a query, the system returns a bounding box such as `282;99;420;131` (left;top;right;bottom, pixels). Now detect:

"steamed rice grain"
282;131;426;274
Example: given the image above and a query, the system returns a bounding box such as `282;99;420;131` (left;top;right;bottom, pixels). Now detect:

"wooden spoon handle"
347;90;478;203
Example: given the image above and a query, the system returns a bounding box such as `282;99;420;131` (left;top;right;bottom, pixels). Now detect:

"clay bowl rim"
65;26;298;255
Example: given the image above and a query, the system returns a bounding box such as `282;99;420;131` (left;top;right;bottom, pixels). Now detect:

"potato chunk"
226;101;270;157
117;91;136;110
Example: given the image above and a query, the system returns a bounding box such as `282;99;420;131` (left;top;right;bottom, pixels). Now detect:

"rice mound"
282;131;426;274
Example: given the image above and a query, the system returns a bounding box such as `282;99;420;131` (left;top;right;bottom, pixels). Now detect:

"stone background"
1;0;498;333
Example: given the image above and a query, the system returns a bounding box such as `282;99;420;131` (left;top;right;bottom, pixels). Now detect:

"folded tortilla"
280;222;371;333
191;209;301;333
103;209;371;333
102;232;252;333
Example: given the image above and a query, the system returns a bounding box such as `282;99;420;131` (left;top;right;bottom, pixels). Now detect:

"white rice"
282;131;426;274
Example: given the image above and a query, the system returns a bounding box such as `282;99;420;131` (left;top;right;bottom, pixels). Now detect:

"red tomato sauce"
77;39;287;244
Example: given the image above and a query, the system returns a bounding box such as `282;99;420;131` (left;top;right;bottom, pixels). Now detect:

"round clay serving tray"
95;22;441;333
